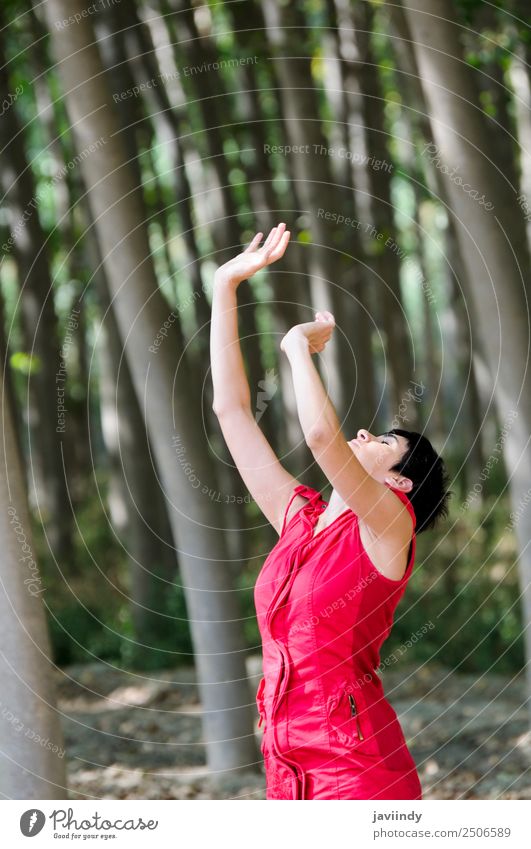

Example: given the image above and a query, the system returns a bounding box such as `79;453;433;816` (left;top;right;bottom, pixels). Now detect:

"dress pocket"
327;682;367;749
327;682;385;759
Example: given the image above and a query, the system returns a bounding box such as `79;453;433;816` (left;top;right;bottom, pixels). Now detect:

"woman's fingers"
269;229;290;260
245;222;289;255
243;232;263;253
242;223;289;267
261;224;280;252
315;310;335;325
263;222;287;254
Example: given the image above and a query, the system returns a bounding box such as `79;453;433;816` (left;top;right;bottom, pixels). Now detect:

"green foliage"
385;491;524;674
35;477;193;671
9;351;41;375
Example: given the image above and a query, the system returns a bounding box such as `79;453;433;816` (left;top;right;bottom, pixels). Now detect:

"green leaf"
10;351;42;375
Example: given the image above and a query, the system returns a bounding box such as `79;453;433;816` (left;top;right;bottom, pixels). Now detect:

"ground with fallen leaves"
56;657;531;800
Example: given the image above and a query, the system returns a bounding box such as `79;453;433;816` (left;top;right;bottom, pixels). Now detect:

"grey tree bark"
117;2;249;564
402;0;531;721
0;22;73;563
321;0;377;435
351;1;418;426
261;0;355;422
0;318;67;798
509;40;531;254
385;0;486;474
228;0;315;466
88;221;179;657
165;0;273;447
42;0;258;774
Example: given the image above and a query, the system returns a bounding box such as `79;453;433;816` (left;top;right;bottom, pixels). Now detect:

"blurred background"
0;0;530;800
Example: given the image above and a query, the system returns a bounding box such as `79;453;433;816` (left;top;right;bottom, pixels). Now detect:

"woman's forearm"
284;333;342;444
210;274;252;414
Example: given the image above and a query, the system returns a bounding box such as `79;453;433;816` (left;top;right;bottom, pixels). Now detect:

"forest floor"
56;656;531;800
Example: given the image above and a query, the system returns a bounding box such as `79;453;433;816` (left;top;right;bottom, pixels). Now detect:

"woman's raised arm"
210;224;305;534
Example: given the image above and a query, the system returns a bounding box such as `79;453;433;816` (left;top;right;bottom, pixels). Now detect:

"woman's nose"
357;428;371;442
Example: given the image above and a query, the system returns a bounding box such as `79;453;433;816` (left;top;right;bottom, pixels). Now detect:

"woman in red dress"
210;223;451;799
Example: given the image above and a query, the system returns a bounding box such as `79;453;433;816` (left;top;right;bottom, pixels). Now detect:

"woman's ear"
385;475;413;493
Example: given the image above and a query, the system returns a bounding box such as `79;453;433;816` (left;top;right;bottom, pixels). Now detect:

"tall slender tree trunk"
320;0;377;434
227;0;319;469
444;217;486;491
0;290;24;466
414;198;442;439
43;0;258;774
403;0;531;722
261;0;353;420
385;0;486;474
164;1;272;449
0;316;67;798
96;276;180;658
26;10;92;493
78;193;180;656
509;40;531;254
351;1;418;426
0;23;73;564
119;0;256;563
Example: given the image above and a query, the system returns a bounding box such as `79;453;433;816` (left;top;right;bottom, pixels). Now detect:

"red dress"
254;483;422;800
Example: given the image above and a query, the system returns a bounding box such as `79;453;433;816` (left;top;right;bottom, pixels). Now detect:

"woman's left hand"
281;311;336;354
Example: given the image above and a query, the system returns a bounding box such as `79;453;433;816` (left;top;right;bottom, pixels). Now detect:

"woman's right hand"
214;222;291;287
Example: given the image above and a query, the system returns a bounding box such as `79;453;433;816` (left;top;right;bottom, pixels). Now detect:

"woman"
210;223;451;800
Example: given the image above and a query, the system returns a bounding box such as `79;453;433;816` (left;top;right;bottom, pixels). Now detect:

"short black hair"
386;428;452;534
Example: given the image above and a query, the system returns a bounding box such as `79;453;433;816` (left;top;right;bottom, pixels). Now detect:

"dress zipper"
348;694;364;741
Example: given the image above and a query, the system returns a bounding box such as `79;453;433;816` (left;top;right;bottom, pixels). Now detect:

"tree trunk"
120;0;255;564
320;0;377;434
444;217;486;492
227;0;321;469
351;1;418;426
0;21;73;563
26;9;92;493
509;40;531;254
163;0;272;449
77;193;180;656
0;285;24;466
402;0;531;722
385;0;486;475
96;276;180;659
414;198;441;439
260;0;353;420
0;310;67;798
42;0;258;774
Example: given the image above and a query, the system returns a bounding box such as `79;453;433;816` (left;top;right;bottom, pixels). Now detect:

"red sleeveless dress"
254;482;422;800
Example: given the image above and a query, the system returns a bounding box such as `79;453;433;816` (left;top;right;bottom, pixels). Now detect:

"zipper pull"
348;694;364;740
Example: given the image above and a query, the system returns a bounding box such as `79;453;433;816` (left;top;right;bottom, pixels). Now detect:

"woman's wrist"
281;328;310;357
213;269;240;291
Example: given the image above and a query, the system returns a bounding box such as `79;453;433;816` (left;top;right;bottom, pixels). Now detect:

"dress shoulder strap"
281;484;322;536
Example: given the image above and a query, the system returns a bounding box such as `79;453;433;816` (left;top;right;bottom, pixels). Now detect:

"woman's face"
348;428;411;487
